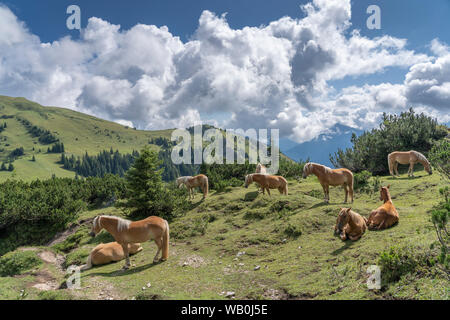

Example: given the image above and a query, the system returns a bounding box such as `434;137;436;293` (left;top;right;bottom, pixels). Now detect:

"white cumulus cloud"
0;1;448;143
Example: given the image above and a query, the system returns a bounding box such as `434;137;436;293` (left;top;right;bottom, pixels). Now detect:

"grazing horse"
367;185;399;230
244;173;288;195
80;242;142;271
302;162;354;203
388;150;432;177
334;208;367;241
176;174;209;200
89;215;169;270
255;163;267;192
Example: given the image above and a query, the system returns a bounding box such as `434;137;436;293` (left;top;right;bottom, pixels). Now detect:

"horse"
244;173;288;195
255;163;267;192
388;150;432;177
176;174;209;200
89;215;169;270
80;242;142;271
367;185;399;230
334;207;367;241
302;162;354;203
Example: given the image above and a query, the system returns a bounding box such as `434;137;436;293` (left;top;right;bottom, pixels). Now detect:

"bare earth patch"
179;254;206;268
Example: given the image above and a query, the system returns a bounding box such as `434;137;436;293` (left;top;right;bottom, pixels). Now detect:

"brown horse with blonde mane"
80;242;142;271
244;173;288;195
367;185;399;230
89;215;169;270
176;174;209;200
388;150;432;177
302;162;354;203
334;208;367;241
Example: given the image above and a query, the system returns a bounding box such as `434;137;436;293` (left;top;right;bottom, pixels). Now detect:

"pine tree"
8;163;14;171
119;147;163;217
32;155;36;162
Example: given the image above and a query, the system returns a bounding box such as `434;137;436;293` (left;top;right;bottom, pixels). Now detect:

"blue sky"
0;0;448;141
5;0;450;90
6;0;450;48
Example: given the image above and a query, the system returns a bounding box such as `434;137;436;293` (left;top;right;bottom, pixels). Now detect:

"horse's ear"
347;207;352;212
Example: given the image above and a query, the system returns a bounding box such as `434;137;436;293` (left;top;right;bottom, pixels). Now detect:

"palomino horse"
302;162;354;203
244;173;288;195
334;208;367;241
388;150;432;177
80;242;142;271
367;185;399;230
89;215;169;270
176;174;209;200
255;163;267;192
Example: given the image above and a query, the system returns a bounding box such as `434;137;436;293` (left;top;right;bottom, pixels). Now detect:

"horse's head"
89;216;103;237
176;177;183;188
379;185;391;202
302;163;312;179
425;162;432;175
244;174;252;188
335;208;351;234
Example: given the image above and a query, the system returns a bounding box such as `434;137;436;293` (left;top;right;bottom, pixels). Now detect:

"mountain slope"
0;96;173;181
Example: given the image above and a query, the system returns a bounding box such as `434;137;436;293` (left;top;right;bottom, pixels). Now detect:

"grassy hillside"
1;169;448;300
0;96;170;181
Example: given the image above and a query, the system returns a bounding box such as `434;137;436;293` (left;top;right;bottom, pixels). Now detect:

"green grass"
1;169;445;300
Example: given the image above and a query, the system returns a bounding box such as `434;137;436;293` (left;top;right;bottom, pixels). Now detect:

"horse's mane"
413;151;429;165
306;162;332;173
99;215;131;232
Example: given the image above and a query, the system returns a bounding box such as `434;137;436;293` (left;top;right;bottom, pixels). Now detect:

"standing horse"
89;215;169;270
81;242;142;271
176;174;209;200
302;162;354;203
334;208;367;241
367;185;399;230
388;150;432;177
244;173;288;195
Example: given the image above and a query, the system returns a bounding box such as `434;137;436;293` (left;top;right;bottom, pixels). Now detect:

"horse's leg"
408;162;415;177
121;243;130;270
266;188;271;196
325;185;330;203
153;237;162;263
343;184;348;203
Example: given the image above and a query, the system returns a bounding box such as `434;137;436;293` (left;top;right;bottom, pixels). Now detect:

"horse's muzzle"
245;185;248;188
89;231;95;237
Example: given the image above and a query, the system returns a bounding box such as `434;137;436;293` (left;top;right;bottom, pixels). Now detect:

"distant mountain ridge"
280;124;364;167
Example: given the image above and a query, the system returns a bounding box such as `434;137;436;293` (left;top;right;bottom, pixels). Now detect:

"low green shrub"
0;250;42;277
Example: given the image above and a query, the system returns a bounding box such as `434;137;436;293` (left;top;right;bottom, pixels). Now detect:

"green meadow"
1;170;447;300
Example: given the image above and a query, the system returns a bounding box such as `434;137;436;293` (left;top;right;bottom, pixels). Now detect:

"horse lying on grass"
80;242;142;271
89;215;169;270
388;150;432;177
244;173;288;195
367;185;399;230
334;207;367;241
302;162;354;203
176;174;209;200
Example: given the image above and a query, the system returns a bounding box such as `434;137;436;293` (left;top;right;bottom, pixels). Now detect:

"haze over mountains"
280;124;364;167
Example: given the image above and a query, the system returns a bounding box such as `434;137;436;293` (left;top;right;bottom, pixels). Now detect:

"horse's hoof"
122;266;129;270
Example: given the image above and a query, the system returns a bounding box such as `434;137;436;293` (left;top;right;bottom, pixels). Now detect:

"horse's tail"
387;153;394;175
283;177;288;195
204;176;209;197
162;220;170;261
80;253;93;271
